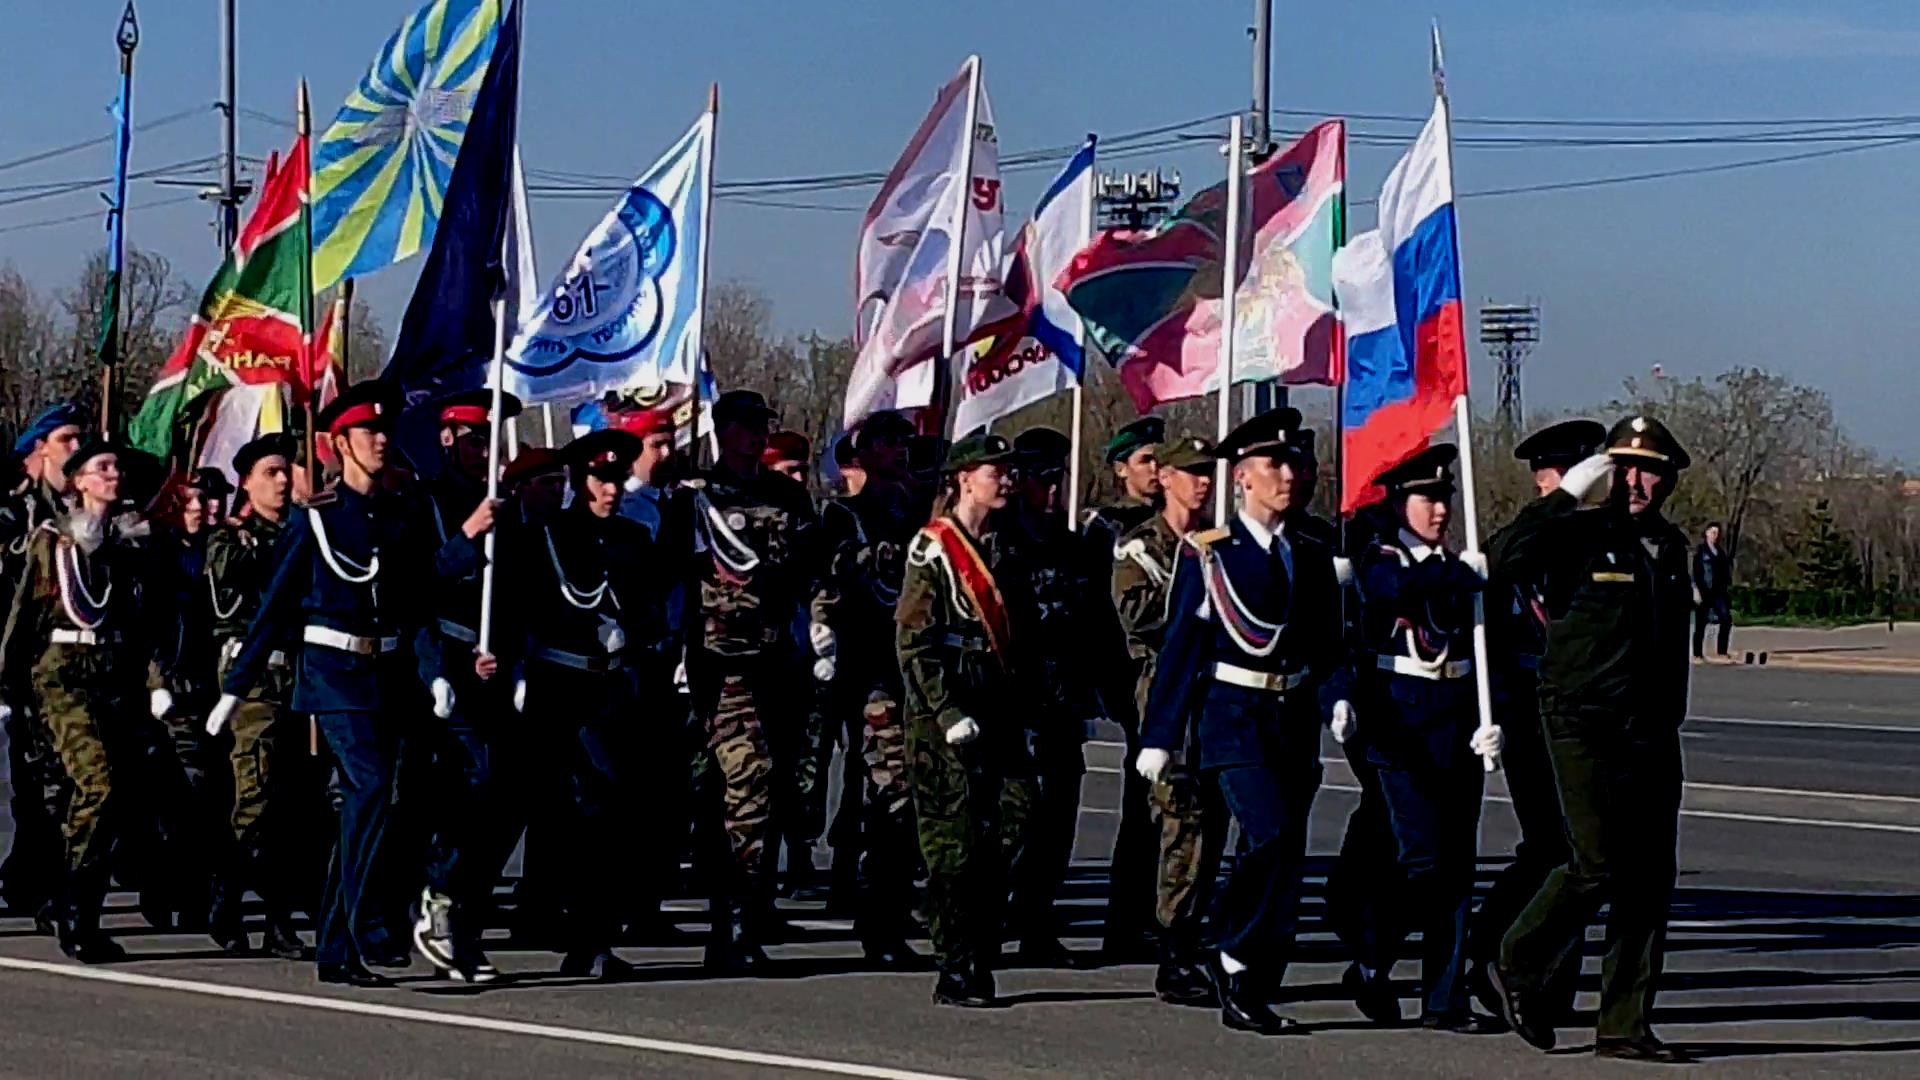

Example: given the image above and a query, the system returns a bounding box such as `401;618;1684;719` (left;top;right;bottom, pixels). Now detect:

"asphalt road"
1;663;1916;1078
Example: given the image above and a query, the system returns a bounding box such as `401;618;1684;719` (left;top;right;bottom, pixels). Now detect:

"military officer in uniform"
1488;416;1696;1064
1342;446;1504;1033
816;409;921;965
204;433;308;959
208;382;445;987
669;389;830;971
1110;433;1222;1005
1134;409;1345;1034
897;432;1038;1007
1467;419;1604;1019
510;428;664;980
409;389;515;982
0;402;85;931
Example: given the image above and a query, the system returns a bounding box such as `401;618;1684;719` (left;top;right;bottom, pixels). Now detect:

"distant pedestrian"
1693;523;1732;658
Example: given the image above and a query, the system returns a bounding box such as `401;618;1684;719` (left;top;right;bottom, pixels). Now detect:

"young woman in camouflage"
895;433;1037;1008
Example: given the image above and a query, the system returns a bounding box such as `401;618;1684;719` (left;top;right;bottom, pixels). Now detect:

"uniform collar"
1398;528;1440;562
1237;510;1287;553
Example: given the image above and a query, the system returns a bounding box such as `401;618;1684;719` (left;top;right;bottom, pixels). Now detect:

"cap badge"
1630;416;1648;433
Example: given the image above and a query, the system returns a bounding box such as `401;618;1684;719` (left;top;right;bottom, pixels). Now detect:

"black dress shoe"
1207;955;1300;1035
60;933;128;965
211;925;250;955
1343;963;1402;1025
1015;937;1079;969
1155;962;1219;1007
561;950;634;982
931;969;995;1008
1422;1011;1505;1035
1596;1034;1693;1063
264;920;308;962
363;947;413;970
1487;963;1555;1051
317;961;390;988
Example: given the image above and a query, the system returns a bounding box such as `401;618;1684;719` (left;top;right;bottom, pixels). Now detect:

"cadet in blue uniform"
509;429;664;980
409;389;514;983
208;382;444;987
1135;408;1346;1035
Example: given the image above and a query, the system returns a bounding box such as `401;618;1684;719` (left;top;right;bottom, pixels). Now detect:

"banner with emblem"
506;109;713;404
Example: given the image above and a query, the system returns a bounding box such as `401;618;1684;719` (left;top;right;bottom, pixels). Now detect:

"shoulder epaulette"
906;528;941;565
1186;526;1230;551
299;488;339;508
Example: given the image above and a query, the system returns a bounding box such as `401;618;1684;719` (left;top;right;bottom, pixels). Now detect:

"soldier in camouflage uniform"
668;390;831;971
204;434;308;959
816;410;920;965
0;437;162;963
1004;427;1104;965
1111;434;1222;1005
898;432;1037;1007
0;402;84;933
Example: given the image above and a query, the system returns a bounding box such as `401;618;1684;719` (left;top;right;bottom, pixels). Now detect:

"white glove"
1332;555;1355;586
431;678;456;720
1331;699;1358;745
1693;586;1703;607
1560;453;1615;502
1459;551;1489;581
673;657;688;694
205;693;241;737
513;679;527;714
149;689;175;721
812;656;836;682
1134;748;1171;783
808;621;836;658
945;717;981;746
597;621;626;654
1471;724;1505;758
0;703;11;725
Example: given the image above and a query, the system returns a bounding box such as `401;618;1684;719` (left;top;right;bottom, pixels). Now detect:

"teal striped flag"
310;0;501;291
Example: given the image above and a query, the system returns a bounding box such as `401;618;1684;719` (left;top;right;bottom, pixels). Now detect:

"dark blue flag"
383;0;520;474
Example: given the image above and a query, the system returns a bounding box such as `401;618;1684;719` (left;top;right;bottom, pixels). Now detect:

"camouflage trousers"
1151;763;1229;954
697;666;777;901
854;689;918;941
906;713;1034;973
225;696;313;915
31;646;146;920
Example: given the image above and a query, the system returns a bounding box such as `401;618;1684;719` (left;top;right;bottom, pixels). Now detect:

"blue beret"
13;402;83;457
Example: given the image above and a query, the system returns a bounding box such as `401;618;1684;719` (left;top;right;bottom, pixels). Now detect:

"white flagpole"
477;0;522;657
1067;134;1095;526
1430;21;1499;773
937;55;983;436
541;402;556;447
1214;115;1245;525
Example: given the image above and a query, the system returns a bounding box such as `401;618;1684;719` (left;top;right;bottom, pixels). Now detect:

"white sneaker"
412;887;457;972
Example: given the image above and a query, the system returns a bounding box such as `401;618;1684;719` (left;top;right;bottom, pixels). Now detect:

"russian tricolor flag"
1334;97;1468;512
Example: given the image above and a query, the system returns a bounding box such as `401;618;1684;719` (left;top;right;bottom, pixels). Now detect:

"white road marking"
1684;780;1920;805
0;957;969;1080
1686;714;1920;736
1307;785;1920;835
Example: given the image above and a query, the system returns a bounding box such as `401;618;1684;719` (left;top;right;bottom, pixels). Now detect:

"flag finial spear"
1430;19;1447;100
298;79;311;138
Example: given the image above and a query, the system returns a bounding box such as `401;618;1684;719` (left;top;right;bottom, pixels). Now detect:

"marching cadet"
0;402;85;932
897;432;1038;1007
760;429;830;898
1342;446;1504;1033
670;390;830;971
1005;426;1103;966
0;436;162;962
1109;433;1222;1006
1134;408;1345;1035
204;433;307;959
408;390;516;982
1467;419;1604;1020
509;429;664;980
816;409;921;965
1488;416;1696;1064
1083;417;1165;957
208;382;451;987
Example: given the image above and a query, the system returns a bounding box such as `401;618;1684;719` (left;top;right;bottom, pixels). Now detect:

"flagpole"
541;402;556;447
936;55;984;437
298;79;319;500
696;82;719;467
1214;114;1245;525
477;0;524;658
100;2;139;437
1430;21;1498;772
1067;133;1096;526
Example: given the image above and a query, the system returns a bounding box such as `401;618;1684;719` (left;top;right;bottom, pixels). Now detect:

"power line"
0;155;221;211
0;192;202;237
0;106;204;175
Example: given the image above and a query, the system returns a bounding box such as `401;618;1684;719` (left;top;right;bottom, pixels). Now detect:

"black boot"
703;901;769;973
208;877;248;954
1344;962;1402;1025
1206;953;1297;1035
58;900;126;965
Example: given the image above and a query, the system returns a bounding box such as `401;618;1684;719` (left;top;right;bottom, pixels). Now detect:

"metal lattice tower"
1479;302;1541;438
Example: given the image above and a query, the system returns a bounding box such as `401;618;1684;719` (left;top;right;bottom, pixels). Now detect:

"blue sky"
5;1;1919;459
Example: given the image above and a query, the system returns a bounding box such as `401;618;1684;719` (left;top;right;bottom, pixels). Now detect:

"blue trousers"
313;710;397;966
1208;762;1318;973
415;689;508;940
1369;760;1484;1016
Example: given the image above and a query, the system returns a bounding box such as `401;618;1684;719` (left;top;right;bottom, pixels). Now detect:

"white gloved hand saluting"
1559;453;1615;502
431;678;456;720
149;689;175;721
1134;748;1171;783
1330;700;1358;745
945;717;981;746
205;693;241;737
1470;724;1505;758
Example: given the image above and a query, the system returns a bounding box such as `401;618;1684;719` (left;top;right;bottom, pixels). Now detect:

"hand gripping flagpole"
935;56;983;437
1214;115;1246;525
1431;22;1500;773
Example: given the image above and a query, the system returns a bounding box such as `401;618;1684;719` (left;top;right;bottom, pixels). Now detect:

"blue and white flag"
951;138;1095;435
506;111;713;403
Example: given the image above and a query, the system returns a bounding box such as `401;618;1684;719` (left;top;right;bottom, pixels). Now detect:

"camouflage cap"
1157;432;1217;472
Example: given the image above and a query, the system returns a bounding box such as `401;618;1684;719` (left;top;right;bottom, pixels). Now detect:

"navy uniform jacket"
1141;515;1344;771
1355;532;1484;772
417;475;502;690
224;484;444;714
511;505;666;673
